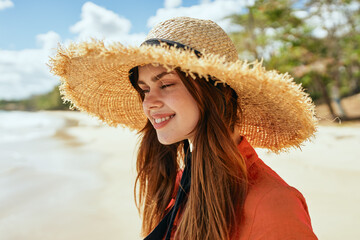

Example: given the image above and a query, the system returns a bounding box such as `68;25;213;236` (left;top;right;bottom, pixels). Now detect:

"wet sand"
1;111;360;239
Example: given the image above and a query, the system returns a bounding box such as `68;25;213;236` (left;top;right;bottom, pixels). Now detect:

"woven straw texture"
49;17;317;152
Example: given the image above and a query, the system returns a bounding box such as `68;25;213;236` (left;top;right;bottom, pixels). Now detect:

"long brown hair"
132;66;248;239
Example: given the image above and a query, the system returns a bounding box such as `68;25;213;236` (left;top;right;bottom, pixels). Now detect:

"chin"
157;138;177;145
157;135;181;145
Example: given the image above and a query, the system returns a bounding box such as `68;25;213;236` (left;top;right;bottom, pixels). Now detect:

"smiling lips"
152;114;175;129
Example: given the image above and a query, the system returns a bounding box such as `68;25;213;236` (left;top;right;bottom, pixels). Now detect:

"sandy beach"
1;110;360;240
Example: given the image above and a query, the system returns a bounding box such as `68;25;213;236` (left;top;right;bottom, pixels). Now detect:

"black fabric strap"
141;38;202;58
144;140;192;240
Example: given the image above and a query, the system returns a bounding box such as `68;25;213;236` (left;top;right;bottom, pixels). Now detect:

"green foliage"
0;86;70;111
228;0;360;118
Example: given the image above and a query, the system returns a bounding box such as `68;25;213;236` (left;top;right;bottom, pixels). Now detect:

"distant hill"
0;86;71;111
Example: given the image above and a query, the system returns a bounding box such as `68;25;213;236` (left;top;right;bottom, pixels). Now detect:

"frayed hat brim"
49;40;317;152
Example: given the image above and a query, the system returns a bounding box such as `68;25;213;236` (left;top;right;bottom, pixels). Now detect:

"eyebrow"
137;71;175;85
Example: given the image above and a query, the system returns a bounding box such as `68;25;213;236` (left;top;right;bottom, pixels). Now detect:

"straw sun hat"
49;16;317;152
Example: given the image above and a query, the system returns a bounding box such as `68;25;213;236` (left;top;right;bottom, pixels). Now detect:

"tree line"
0;86;70;111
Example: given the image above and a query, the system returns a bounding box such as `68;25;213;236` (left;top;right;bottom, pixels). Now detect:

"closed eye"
161;84;175;89
139;88;149;94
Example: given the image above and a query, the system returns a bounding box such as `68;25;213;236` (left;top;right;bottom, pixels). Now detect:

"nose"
142;90;163;110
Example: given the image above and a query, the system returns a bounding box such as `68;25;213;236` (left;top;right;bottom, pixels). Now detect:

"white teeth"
154;115;173;124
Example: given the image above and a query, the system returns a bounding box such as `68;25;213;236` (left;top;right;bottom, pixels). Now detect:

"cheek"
172;91;199;123
142;102;149;120
189;104;200;130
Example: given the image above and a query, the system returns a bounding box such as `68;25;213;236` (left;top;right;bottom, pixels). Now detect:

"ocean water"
0;110;67;144
0;110;105;172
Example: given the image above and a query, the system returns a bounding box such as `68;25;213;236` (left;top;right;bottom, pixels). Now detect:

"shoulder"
254;185;311;225
250;161;310;214
238;160;317;239
248;186;317;239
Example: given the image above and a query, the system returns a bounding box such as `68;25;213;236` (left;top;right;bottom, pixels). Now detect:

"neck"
188;139;193;152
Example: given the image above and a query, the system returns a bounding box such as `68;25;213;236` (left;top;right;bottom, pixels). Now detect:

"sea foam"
0;111;66;143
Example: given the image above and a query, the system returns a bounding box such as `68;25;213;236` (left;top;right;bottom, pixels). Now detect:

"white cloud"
312;27;328;39
36;31;61;51
0;0;13;10
292;10;308;19
147;0;253;33
70;2;145;46
0;2;148;100
0;32;61;100
306;2;360;38
164;0;182;9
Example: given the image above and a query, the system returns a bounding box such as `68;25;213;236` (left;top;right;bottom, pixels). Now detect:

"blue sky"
0;0;201;50
0;0;253;100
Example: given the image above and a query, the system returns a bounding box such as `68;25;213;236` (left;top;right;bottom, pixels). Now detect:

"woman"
50;17;318;239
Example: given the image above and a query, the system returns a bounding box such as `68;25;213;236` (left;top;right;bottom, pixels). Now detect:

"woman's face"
138;64;200;145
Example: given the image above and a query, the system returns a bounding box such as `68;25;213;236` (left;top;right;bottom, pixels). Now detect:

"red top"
168;138;318;239
233;138;317;239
